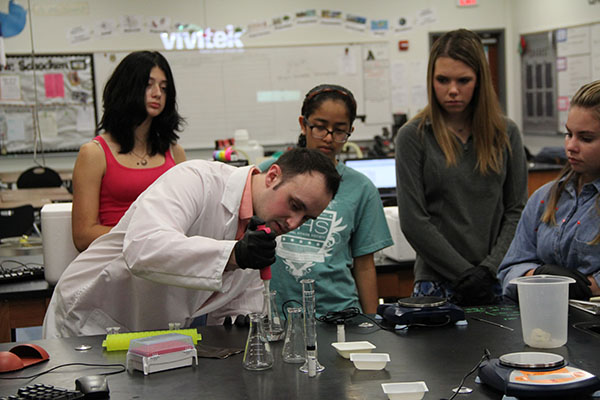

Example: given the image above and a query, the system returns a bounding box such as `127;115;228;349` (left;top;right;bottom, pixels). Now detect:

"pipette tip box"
126;333;198;375
103;328;201;351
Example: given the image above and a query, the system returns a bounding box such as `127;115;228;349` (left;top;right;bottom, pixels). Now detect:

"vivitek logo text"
160;25;244;50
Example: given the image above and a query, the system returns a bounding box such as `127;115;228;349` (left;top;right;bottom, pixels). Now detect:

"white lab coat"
43;160;264;338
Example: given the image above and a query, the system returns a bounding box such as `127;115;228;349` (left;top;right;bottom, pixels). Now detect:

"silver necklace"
130;150;148;166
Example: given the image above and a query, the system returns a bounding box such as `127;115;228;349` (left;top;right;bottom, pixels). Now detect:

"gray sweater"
395;117;528;283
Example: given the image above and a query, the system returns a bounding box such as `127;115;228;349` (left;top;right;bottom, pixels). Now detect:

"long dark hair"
98;51;184;155
297;84;357;147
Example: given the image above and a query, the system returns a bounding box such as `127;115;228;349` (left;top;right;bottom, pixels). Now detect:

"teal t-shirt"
259;159;393;317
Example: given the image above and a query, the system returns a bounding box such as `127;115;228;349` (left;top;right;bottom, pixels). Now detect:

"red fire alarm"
398;40;409;51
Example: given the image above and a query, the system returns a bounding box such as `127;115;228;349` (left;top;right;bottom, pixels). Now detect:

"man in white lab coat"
43;148;340;338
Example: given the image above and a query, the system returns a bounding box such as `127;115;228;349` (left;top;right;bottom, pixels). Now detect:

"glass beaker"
243;313;273;371
281;307;306;363
263;290;284;341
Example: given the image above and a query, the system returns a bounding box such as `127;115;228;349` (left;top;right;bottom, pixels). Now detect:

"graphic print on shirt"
276;206;346;280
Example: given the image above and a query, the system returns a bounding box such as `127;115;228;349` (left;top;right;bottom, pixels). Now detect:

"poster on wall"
362;43;392;124
0;54;97;154
592;23;600;81
556;25;593;133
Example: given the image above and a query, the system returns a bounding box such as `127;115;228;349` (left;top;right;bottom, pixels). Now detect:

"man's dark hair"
273;148;341;198
98;51;184;155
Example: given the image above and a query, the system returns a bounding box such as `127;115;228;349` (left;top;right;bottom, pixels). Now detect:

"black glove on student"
534;264;592;300
452;265;498;306
233;216;277;270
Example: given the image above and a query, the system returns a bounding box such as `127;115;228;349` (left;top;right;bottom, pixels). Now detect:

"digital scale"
376;296;466;328
478;352;600;399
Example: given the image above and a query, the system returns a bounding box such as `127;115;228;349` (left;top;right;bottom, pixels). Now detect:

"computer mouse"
75;375;110;399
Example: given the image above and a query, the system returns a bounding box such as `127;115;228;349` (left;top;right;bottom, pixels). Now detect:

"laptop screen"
344;158;396;191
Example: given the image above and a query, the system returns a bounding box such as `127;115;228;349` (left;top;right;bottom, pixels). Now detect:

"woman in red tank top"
71;51;186;252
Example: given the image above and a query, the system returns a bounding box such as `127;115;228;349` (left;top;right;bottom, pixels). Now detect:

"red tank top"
95;135;176;226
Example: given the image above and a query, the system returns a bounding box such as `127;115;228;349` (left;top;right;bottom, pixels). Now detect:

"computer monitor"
344;158;396;198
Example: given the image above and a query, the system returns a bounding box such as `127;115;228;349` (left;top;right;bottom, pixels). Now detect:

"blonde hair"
414;29;509;175
541;80;600;244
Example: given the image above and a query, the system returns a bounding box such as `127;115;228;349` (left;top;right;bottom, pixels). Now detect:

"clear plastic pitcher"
510;275;575;348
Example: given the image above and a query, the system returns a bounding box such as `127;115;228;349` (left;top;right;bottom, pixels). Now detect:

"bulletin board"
521;22;600;135
556;23;600;132
0;54;97;154
93;43;391;150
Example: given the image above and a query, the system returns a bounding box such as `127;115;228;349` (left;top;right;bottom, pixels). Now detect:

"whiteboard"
93;43;391;150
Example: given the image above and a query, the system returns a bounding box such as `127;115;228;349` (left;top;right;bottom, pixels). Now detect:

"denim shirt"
498;176;600;300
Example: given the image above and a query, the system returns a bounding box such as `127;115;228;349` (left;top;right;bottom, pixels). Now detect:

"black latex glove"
234;314;250;327
452;265;498;306
224;315;250;327
534;264;592;300
233;216;277;270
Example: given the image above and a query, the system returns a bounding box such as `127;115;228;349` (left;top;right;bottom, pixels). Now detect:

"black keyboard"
0;265;44;284
1;383;84;399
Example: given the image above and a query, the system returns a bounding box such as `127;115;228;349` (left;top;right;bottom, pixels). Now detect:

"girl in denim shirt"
499;80;600;300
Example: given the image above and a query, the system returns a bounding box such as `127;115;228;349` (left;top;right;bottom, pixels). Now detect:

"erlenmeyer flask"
242;313;273;371
281;307;306;363
263;290;284;341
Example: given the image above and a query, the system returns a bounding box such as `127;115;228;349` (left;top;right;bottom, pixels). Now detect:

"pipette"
256;224;272;283
257;225;272;328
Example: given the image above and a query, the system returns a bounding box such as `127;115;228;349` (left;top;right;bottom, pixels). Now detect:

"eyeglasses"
304;120;351;143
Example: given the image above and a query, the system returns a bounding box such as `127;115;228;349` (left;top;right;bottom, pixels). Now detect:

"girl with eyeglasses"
395;29;528;306
260;84;393;317
499;80;600;300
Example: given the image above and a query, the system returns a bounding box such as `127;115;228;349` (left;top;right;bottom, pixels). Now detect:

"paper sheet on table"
196;343;243;359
